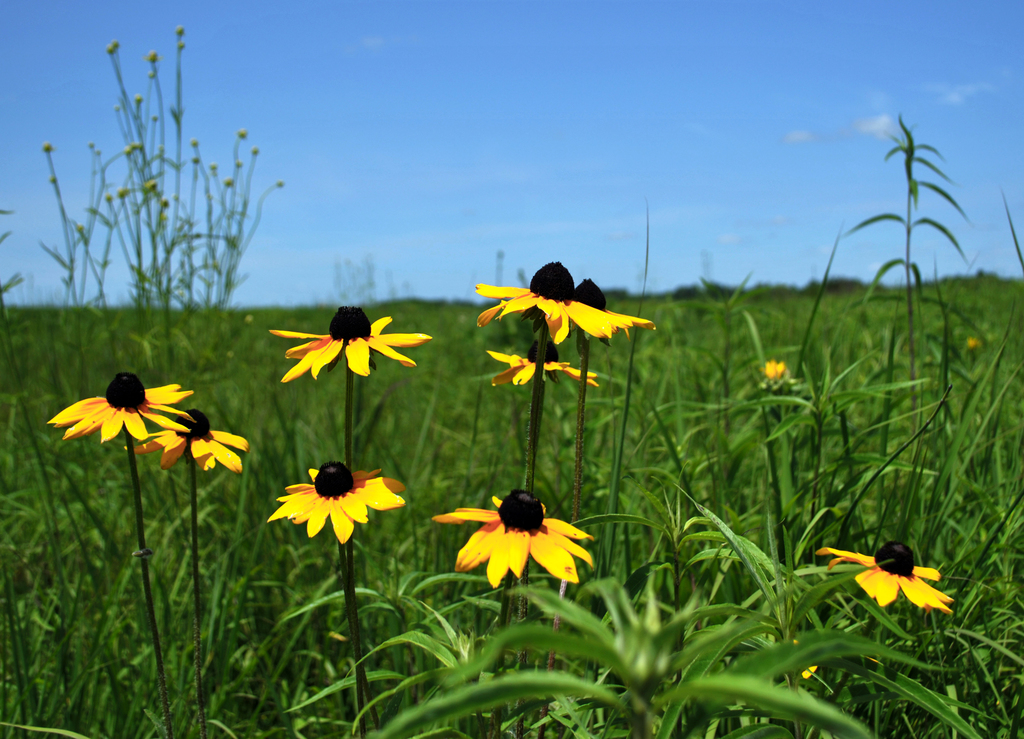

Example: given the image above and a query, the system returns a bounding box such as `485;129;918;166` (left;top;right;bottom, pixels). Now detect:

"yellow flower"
816;541;953;614
268;462;405;544
134;408;249;472
763;359;788;381
48;372;192;443
488;341;598;387
433;489;594;587
967;337;982;352
477;264;654;344
270;306;431;381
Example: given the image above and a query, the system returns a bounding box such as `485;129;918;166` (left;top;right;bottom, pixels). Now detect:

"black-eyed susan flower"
488;340;599;387
271;306;431;381
817;541;953;614
134;408;249;472
48;372;192;442
476;263;654;344
432;489;594;587
268;462;405;543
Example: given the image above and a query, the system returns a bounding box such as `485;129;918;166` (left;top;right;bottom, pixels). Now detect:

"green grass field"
2;274;1023;739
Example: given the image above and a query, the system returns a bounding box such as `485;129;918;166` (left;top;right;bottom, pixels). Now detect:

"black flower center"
176;408;210;440
498;489;545;531
874;541;915;577
329;306;372;342
105;372;146;409
314;461;355;499
574;278;607;311
529;262;575;301
527;340;558;364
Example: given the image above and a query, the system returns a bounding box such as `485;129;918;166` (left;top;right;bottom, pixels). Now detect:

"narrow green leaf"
410;573;489;597
576;513;669;536
912;217;964;260
287;670;404;713
0;724;95;739
846;213;905;235
691;500;776;609
720;726;794;739
919;181;967;220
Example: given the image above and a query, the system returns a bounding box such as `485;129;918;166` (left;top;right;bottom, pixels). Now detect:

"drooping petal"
100;410;127;442
564;302;615;339
486;531;512;588
281;349;322;382
560;366;599;386
530;530;579;583
63;406;113;439
536;299;570;344
491;367;520;386
204;439;243;473
498;293;543;317
606;309;656;332
268;492;318;521
134;439;166;455
856;568;899;606
541;527;593;566
340;495;369;523
367;337;417;367
285;483;317;495
370;316;393;335
159;437;188;469
306;500;331;537
311;339;345;379
139;409;190;433
346;339;372;376
816;547;877;570
48;397;107;426
353;478;406;510
512;363;536;385
898;577;953;613
270;329;329;340
542;518;594;540
507;529;531;578
145;385;194;405
486;351;517;364
285;337;332;359
432;508;500;524
330;503;355;543
476;284;531;300
209;430;250;452
122;409;149;440
912;566;941;581
478;303;505;327
455;522;504;571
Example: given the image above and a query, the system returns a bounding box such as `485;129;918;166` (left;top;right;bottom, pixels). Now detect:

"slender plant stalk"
524;323;550;493
186;451;209;739
342;363;378;733
124;430;174;739
905;182;917;414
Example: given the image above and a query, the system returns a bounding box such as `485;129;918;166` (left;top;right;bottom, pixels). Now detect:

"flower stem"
342;362;378;733
571;332;591;523
524;323;550;493
124;429;174;739
186;451;209;739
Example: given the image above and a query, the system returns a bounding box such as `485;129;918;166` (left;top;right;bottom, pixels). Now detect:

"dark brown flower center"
329;306;372;342
874;541;915;577
527;340;558;364
574;278;607;310
498;489;545;531
529;262;575;301
314;461;355;499
105;372;146;409
176;408;210;440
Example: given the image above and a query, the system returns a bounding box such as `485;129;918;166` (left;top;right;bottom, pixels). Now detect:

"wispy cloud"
783;114;896;144
717;233;742;245
852;114;896;140
345;35;417;54
783;130;818;144
606;231;636;241
926;82;995;105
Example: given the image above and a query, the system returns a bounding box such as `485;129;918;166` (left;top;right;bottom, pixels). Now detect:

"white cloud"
783;130;818;144
606;231;635;241
927;82;994;105
717;233;742;245
852;114;896;140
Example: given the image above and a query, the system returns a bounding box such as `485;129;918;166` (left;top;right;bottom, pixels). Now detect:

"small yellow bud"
191;157;200;164
42;141;54;152
144;50;160;63
117;187;129;199
160;198;169;208
223;177;234;187
237;128;248;139
143;179;158;192
113;105;120;112
148;71;155;79
49;176;56;183
209;162;218;171
967;337;982;352
107;40;119;54
88;141;94;149
178;41;185;50
105;193;113;203
251;146;259;155
176;25;185;37
124;146;132;155
134;94;143;104
236;159;243;168
276;180;284;188
76;223;84;233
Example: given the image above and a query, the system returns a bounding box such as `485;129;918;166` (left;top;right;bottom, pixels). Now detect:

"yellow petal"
816;547;876;570
542;518;594;540
912;566;941;581
268;492;318;521
49;397;107;425
491;367;520;386
486;350;516;364
432;508;499;524
205;439;243;473
899;576;953;614
285;337;331;359
476;284;530;300
542;528;593;566
564;302;614;338
306;501;330;537
507;529;531;578
512;363;536;385
100;411;126;442
486;531;512;587
370;316;393;335
373;332;432;349
159;437;188;469
455;522;503;571
330;503;355;543
139;409;190;433
856;568;899;606
63;406;113;439
281;350;320;383
346;339;372;376
340;495;369;523
209;429;250;452
311;340;345;379
367;337;417;367
353;479;406;510
270;329;328;339
530;530;579;583
145;385;193;405
478;303;505;327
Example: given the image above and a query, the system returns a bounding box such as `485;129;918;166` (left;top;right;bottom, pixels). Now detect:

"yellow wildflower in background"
48;372;192;442
763;359;788;381
967;337;982;352
271;306;431;381
135;408;249;472
268;462;405;543
476;262;654;344
488;341;598;387
433;489;594;587
817;541;953;613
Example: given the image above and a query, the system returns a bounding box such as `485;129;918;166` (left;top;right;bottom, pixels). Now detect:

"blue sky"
2;1;1022;305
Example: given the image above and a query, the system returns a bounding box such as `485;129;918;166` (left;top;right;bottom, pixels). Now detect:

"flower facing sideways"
476;263;654;344
48;372;192;442
268;462;406;544
271;306;431;381
433;489;594;587
817;541;953;614
763;360;788;381
488;340;599;387
135;408;249;472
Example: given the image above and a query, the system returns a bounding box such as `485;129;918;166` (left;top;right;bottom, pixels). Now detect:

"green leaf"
846;213;905;235
372;671;619;739
830;658;983;739
656;675;872;739
861;258;905;306
575;513;668;536
354;669;453;728
913;217;964;260
0;724;95;739
691;500;776;609
410;573;490;596
719;726;794;739
286;669;405;713
371;630;459;668
919;181;967;220
914;155;953;183
790;568;862;626
1003;193;1024;278
403;731;473;739
655;702;686;739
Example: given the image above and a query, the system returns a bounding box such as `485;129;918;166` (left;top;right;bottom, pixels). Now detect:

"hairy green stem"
186;451;209;739
571;333;591;522
524;323;550;492
124;430;174;739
